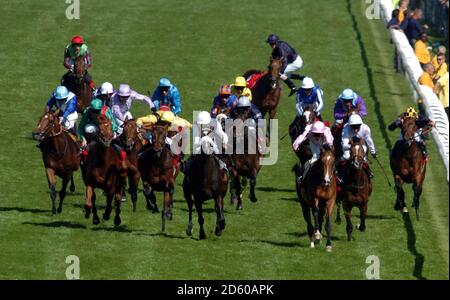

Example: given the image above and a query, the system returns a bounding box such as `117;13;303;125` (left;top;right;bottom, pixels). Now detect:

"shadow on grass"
91;225;133;233
365;214;395;220
0;206;50;214
402;212;426;280
135;231;188;240
256;187;295;193
279;197;298;202
22;221;86;229
239;239;304;248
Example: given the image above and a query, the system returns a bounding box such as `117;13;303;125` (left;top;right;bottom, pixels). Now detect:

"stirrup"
288;88;297;97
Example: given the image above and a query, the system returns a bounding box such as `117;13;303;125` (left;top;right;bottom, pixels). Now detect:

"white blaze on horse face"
324;155;332;184
303;111;311;123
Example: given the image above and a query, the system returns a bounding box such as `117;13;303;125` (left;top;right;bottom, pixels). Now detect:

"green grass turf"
0;0;448;279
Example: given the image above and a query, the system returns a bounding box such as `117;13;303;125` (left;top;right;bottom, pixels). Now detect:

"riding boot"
282;78;297;97
290;74;305;81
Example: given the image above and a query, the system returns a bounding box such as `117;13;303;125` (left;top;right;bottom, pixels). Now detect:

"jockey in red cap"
61;35;95;91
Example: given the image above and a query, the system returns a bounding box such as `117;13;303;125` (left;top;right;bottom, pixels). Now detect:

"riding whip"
373;156;392;187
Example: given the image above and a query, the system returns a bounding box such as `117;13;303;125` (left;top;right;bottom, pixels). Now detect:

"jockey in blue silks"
151;77;182;115
296;77;324;118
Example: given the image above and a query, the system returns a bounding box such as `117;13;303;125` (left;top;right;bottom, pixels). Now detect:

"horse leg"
230;177;237;205
335;197;342;224
312;204;322;244
325;200;334;252
84;185;94;219
249;175;257;203
235;176;243;210
184;185;194;236
215;195;226;236
194;198;206;240
143;182;158;213
161;191;171;232
69;175;75;193
114;190;122;226
92;190;100;225
46;168;57;215
358;202;368;232
394;175;407;213
412;181;423;221
57;176;69;214
103;189;113;221
130;172;139;212
344;204;353;241
300;201;315;248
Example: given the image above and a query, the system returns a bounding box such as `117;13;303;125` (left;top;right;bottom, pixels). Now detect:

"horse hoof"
121;196;127;202
70;186;75;193
310;242;315;248
402;207;409;213
250;196;257;203
236;204;243;210
132;203;137;213
84;212;90;219
152;207;159;214
103;214;110;221
314;231;322;242
394;202;402;211
336;218;342;225
57;207;62;214
326;245;333;252
93;216;100;225
347;235;352;242
114;216;121;226
167;212;173;221
215;227;222;236
199;232;206;240
186;226;193;236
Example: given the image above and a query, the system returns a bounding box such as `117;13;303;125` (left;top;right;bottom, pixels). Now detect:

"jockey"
388;107;435;157
341;114;376;178
183;111;228;174
94;82;114;107
210;84;238;118
232;76;253;101
230;96;263;123
151;78;181;115
62;35;95;90
45;86;78;133
296;77;324;119
292;121;334;186
78;98;119;148
333;88;368;125
111;84;154;134
267;34;304;97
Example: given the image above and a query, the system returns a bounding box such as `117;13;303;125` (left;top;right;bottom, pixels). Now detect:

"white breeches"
62;111;78;130
282;56;303;78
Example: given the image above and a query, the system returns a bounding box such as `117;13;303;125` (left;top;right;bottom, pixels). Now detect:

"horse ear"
124;115;129;122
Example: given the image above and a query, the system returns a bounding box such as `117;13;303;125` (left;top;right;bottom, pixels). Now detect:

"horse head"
97;116;114;147
32;110;61;141
269;56;282;89
320;146;335;186
120;116;138;151
401;116;418;146
302;104;317;125
73;55;86;81
150;124;169;153
350;137;364;170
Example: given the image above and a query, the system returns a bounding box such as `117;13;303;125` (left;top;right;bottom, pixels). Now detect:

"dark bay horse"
296;147;337;251
138;124;177;232
81;116;128;225
390;116;428;220
183;137;229;240
32;111;79;214
243;57;282;136
289;104;317;165
336;138;372;241
119;117;142;211
62;55;92;113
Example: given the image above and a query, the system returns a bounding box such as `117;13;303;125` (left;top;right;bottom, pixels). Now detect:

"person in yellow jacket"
432;53;448;81
231;76;253;101
414;32;431;67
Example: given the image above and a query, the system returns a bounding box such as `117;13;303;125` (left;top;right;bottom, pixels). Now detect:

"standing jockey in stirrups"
61;35;95;92
110;84;154;135
151;77;182;115
37;86;79;151
266;34;304;96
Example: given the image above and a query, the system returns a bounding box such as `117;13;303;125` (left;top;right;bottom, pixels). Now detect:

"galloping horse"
119;117;142;211
32;111;79;214
227;115;262;210
62;55;92;113
81;116;128;225
243;57;282;136
289;104;317;165
138;123;177;232
295;147;337;252
183;136;229;240
336;138;372;241
390;116;428;220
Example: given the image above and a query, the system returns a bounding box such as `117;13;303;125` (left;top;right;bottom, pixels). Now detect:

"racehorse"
226;114;262;210
390;116;428;220
295;147;337;251
289;104;317;165
62;55;92;113
119;117;142;211
243;57;282;137
183;136;229;239
32;111;79;214
81;116;128;225
335;138;372;241
138;123;177;232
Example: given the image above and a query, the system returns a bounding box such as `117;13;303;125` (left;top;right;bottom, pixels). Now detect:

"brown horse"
243;57;282;136
226;115;262;210
62;55;92;113
138;123;177;232
336;138;372;241
81;116;128;225
119;117;142;211
183;136;229;239
390;116;428;220
289;104;317;165
296;147;337;251
32;111;79;214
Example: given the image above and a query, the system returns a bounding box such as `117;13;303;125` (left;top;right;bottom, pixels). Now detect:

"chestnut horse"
183;136;229;239
243;57;282;137
32;111;79;214
390;116;428;220
138;124;177;232
119;117;142;211
336;138;372;241
295;147;337;252
62;55;92;113
81;116;128;225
